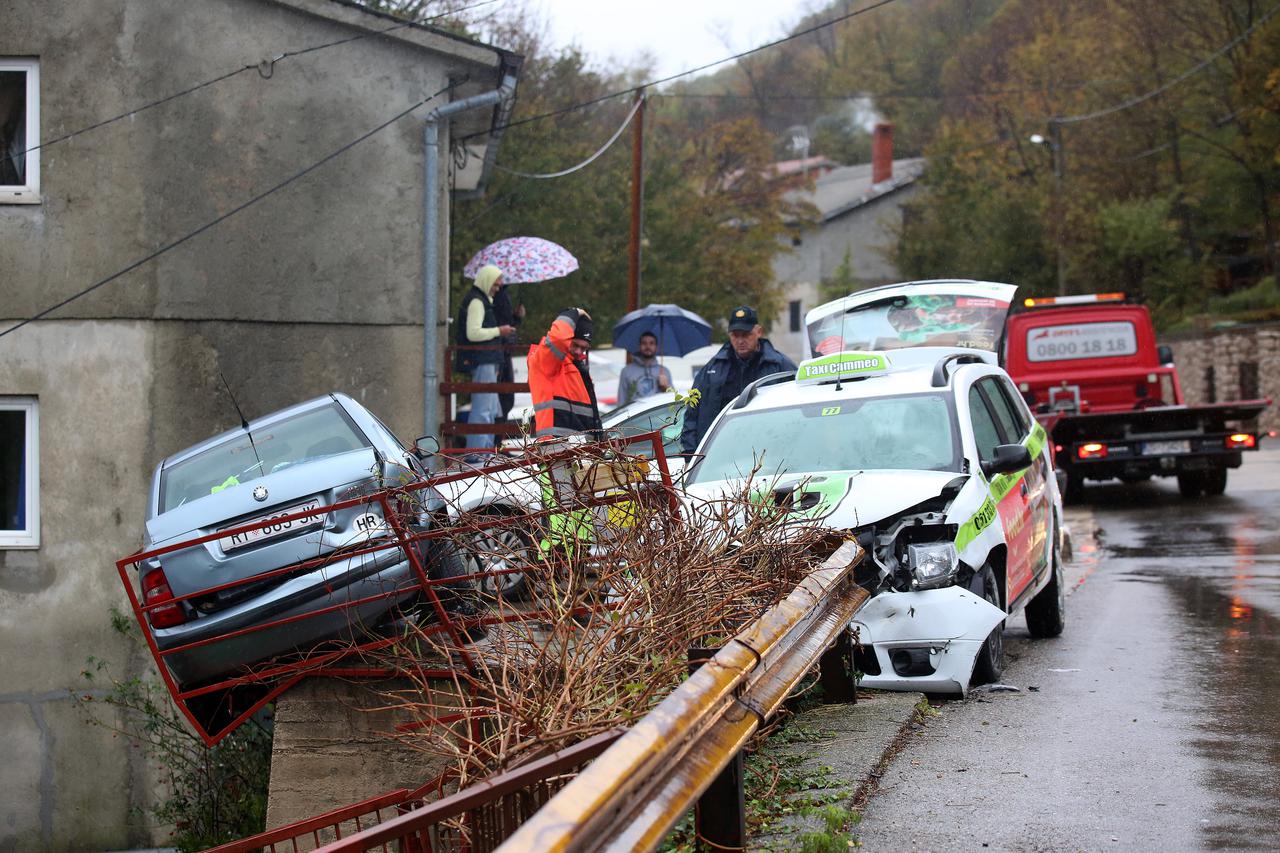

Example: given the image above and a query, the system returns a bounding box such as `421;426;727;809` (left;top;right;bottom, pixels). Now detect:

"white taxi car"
683;281;1066;695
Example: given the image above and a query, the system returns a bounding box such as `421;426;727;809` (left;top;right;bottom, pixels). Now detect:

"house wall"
1163;323;1280;435
0;1;501;848
770;184;920;364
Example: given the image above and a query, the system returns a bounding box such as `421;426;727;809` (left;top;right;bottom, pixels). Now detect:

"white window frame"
0;397;40;548
0;58;40;204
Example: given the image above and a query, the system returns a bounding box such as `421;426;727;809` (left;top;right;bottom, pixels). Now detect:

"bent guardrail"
297;539;866;853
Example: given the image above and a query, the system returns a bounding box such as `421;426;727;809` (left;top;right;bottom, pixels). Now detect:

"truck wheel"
972;565;1005;684
1026;526;1066;638
1202;467;1228;496
1176;472;1204;499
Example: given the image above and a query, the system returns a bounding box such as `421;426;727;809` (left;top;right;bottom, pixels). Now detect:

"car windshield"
689;392;960;484
159;403;370;512
604;399;685;459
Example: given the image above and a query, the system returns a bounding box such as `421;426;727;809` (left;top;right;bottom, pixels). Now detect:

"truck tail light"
1077;442;1108;459
142;567;187;628
1225;433;1256;449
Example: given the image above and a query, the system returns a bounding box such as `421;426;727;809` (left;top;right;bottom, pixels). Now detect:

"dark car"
139;392;461;689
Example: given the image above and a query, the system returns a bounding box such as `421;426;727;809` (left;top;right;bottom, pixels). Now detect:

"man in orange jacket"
528;307;602;439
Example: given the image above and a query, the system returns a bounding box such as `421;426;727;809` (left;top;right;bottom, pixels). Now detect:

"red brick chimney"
872;122;894;184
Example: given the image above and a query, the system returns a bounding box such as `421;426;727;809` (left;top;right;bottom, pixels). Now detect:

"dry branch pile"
375;436;836;790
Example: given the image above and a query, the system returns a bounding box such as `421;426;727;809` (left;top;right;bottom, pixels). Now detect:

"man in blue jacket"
679;305;798;455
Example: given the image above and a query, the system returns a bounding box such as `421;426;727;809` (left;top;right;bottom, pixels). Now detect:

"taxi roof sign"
796;351;891;384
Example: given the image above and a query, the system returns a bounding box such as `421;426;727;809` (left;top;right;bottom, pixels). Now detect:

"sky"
537;0;821;81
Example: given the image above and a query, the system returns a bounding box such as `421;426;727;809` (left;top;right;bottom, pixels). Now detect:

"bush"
75;609;272;852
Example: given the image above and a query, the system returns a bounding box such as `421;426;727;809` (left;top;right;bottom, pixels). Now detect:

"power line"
0;82;457;341
653;81;1109;102
496;93;643;178
1057;2;1280;125
19;0;502;156
462;0;900;141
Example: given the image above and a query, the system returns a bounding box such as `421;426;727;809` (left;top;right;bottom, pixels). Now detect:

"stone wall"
1163;323;1280;435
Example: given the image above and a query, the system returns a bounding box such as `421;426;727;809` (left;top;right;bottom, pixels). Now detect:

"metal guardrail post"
818;628;857;704
688;647;746;850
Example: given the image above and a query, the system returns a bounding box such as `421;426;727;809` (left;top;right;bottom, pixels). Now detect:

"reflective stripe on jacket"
528;311;602;438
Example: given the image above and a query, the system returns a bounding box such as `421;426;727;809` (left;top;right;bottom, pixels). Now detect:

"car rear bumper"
153;549;420;688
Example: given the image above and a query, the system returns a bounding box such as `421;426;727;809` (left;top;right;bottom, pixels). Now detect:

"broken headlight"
907;542;958;589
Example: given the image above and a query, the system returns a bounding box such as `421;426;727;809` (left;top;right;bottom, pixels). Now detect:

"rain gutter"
423;73;518;439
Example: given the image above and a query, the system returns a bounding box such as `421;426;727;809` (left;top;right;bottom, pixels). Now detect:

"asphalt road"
855;446;1280;852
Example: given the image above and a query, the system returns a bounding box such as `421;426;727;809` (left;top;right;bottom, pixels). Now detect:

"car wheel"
972;564;1005;684
1062;472;1084;505
1176;471;1204;499
463;516;535;601
1025;524;1066;638
1201;467;1228;497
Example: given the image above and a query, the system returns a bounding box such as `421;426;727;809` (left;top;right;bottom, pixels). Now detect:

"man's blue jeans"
466;362;500;449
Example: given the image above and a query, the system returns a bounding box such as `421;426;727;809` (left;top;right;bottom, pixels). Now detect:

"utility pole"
1050;119;1066;295
627;89;646;314
1031;120;1067;295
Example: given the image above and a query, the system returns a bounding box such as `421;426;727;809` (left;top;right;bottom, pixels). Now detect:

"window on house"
0;58;39;203
789;300;802;333
0;398;39;547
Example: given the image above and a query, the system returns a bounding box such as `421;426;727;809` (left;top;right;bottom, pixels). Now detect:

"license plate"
219;499;323;552
1142;440;1190;456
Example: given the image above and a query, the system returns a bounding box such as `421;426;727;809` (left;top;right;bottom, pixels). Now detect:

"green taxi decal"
956;495;998;551
749;474;855;521
987;423;1048;502
821;406;842;417
796;351;890;384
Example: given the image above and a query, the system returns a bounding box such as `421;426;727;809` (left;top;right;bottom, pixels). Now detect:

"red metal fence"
118;432;676;746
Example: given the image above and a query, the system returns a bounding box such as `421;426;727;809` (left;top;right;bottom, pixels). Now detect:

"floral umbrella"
464;236;579;283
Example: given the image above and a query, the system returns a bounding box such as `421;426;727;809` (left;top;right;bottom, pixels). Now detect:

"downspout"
423;73;517;439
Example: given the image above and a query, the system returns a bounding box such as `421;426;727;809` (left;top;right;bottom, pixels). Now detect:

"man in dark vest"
679;305;797;455
455;265;515;449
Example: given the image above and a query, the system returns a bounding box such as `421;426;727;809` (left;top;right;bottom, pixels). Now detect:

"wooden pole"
627;89;646;315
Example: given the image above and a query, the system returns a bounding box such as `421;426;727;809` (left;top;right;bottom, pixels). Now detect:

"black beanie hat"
574;314;593;342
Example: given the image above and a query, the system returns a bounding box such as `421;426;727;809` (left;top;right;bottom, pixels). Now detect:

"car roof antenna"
220;371;251;431
220;371;264;475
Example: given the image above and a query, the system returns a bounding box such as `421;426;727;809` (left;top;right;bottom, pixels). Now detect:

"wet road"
855;447;1280;851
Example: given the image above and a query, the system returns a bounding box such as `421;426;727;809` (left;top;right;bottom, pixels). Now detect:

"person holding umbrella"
617;332;673;407
455;264;516;450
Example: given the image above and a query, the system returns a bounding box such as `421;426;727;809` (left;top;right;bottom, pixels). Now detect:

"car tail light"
1077;442;1107;459
1225;433;1256;449
142;567;187;628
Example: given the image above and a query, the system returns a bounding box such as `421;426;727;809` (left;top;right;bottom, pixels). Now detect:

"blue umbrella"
612;303;712;357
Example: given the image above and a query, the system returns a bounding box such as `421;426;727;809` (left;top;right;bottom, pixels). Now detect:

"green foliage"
884;0;1280;324
819;247;858;302
75;610;271;852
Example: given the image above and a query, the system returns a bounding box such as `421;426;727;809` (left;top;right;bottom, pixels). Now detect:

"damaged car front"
683;343;1064;696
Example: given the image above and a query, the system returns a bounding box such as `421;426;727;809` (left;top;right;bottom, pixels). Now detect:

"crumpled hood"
684;469;965;530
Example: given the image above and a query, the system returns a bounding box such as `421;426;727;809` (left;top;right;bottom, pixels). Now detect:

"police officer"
679;305;797;455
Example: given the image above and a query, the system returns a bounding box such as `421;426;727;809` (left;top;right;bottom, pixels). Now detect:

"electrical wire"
495;94;643;178
462;0;900;141
0;82;457;341
1056;3;1280;125
18;0;502;157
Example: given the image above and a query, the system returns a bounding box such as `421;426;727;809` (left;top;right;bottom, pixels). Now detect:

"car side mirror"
982;443;1031;478
412;435;439;461
1156;344;1174;365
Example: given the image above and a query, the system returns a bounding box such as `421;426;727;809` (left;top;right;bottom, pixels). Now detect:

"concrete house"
0;1;518;848
770;124;924;363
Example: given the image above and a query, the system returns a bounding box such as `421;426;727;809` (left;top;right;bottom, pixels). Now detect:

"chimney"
872;122;894;184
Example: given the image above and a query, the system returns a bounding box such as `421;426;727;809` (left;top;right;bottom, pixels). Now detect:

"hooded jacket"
528;309;603;439
679;338;797;454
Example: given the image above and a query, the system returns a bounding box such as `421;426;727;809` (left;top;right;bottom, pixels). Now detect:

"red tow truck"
1003;293;1270;501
